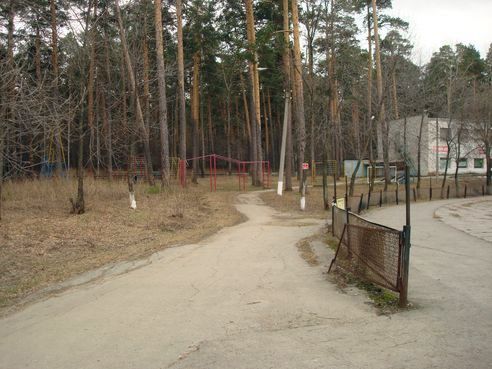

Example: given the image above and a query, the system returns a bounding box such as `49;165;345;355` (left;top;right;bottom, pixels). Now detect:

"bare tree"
115;0;155;186
291;0;307;192
176;0;187;161
154;0;170;186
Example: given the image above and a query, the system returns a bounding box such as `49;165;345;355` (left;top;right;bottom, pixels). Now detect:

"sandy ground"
0;193;491;369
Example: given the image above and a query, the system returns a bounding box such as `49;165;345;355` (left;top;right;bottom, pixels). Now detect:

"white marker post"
129;191;137;209
300;162;309;210
277;91;290;195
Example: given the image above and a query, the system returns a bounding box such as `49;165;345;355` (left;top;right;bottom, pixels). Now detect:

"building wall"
427;118;487;175
382;115;428;175
381;116;487;176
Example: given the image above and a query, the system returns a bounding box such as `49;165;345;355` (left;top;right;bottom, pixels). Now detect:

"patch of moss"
331;267;400;314
355;280;399;311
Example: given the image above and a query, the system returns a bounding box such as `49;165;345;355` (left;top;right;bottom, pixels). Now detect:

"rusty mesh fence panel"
345;223;402;291
331;206;403;292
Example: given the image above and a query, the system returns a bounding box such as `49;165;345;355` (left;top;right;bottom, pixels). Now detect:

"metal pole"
322;154;328;209
237;162;240;190
209;156;213;192
277;91;290;195
214;155;217;191
400;162;411;307
333;167;337;202
399;116;412;307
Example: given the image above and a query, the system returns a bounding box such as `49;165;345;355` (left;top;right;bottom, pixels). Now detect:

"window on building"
458;158;468;168
440;127;450;140
474;158;484;168
439;158;450;170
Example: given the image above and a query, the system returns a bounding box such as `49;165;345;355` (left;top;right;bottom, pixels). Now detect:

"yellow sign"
336;197;345;209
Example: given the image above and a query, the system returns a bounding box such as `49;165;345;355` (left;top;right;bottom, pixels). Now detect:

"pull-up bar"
178;154;271;192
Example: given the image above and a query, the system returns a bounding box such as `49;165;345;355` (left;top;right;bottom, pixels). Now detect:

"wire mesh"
332;205;403;292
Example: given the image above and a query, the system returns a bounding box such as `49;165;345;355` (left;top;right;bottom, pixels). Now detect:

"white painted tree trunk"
129;192;137;209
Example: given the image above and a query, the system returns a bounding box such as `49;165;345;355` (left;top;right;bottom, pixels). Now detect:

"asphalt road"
0;193;491;369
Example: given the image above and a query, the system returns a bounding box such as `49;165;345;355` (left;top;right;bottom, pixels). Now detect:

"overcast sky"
385;0;492;64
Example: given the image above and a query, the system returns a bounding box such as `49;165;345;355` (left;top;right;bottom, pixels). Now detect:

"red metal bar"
209;156;213;192
179;160;186;187
244;162;247;191
180;161;182;186
237;162;240;191
241;162;246;191
268;161;271;188
214;155;217;191
262;162;265;188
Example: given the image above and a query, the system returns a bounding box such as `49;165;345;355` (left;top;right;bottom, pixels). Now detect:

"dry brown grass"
0;177;243;311
261;187;329;219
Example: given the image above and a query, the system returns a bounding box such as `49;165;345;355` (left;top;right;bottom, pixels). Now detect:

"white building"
379;115;488;176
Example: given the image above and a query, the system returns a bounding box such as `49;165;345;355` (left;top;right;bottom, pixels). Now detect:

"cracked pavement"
0;193;491;368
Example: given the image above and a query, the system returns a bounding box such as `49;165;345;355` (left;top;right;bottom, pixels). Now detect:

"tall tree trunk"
87;0;97;174
115;0;155;186
142;0;151;131
282;0;293;191
291;0;306;192
50;0;64;176
176;0;186;161
103;21;113;181
486;143;491;191
71;0;96;215
154;0;170;186
391;66;399;119
366;3;376;191
371;0;389;191
239;73;251;143
262;89;269;163
207;96;215;153
306;11;316;168
239;73;253;178
441;118;451;193
191;52;200;183
267;89;275;169
245;0;262;186
454;129;462;195
0;130;4;220
226;96;232;173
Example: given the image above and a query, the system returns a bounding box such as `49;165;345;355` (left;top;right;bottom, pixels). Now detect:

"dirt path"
0;193;491;369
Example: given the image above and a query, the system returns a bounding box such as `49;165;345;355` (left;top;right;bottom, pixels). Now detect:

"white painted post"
277;91;290;195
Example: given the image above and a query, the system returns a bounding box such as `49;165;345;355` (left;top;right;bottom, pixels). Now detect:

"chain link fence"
330;205;405;294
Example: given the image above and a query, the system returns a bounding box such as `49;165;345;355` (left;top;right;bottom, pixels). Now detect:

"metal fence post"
400;162;411;307
345;194;351;258
331;201;335;235
400;225;411;307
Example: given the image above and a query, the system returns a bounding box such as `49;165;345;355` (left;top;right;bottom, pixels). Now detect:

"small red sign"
432;146;448;153
302;162;309;170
